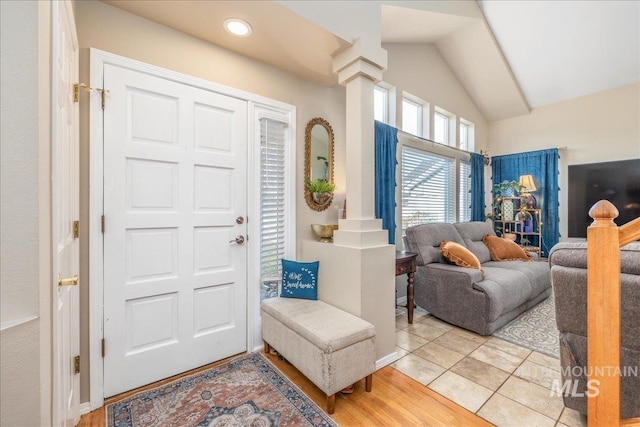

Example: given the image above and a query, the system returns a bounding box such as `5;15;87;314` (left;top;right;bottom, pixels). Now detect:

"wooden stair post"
587;200;620;427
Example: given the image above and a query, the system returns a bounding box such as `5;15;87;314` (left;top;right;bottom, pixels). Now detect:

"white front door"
52;1;80;425
102;64;248;397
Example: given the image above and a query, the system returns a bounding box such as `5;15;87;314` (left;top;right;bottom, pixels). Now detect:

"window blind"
259;118;287;278
401;147;456;229
459;160;472;222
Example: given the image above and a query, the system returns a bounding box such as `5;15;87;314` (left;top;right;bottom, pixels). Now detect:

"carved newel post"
587;200;620;426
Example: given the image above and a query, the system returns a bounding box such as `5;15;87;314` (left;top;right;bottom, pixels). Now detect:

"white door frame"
88;49;295;409
52;0;80;424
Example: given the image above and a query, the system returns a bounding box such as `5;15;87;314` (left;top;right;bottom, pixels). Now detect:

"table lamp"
519;175;537;208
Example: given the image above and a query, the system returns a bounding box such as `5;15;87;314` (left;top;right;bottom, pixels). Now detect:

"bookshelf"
492;196;542;257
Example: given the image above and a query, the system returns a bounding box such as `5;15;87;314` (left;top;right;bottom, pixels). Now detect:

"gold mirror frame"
304;117;335;212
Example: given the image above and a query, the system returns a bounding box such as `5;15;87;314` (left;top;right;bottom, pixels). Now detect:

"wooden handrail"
619;216;640;247
586;201;640;427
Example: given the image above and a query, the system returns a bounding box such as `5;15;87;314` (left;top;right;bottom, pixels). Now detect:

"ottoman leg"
264;342;271;354
365;374;373;392
327;394;336;414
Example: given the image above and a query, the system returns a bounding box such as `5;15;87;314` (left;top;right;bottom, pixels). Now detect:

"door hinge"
73;84;80;103
101;338;105;358
72;83;108;108
101;215;105;233
73;220;80;239
73;355;80;374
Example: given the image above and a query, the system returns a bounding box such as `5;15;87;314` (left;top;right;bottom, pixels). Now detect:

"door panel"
53;1;80;425
103;64;247;397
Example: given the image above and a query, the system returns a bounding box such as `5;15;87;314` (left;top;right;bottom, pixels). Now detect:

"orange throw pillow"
440;241;483;272
483;234;533;261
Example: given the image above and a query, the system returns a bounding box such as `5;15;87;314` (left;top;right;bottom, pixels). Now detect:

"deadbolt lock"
236;216;244;225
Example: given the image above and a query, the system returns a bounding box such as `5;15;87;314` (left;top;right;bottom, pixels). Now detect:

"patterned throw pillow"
439;241;483;272
280;259;319;300
483;234;533;261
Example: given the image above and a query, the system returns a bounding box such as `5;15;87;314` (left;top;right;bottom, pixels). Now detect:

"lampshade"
518;175;537;193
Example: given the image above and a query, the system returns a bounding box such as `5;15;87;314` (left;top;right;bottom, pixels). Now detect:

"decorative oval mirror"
304;117;335;212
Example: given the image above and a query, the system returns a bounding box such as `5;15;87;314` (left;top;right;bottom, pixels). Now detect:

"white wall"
0;1;52;425
382;42;489;150
75;0;348;402
488;83;640;239
1;0;40;325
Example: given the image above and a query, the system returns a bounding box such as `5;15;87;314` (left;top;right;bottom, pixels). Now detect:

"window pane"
434;112;448;144
460;123;469;151
459;160;472;222
260;118;287;295
374;86;387;123
402;99;420;136
401;147;456;229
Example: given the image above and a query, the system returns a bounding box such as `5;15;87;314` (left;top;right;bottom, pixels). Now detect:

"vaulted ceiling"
100;0;640;121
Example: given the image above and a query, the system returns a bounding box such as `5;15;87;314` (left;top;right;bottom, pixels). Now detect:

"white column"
299;39;397;365
332;38;389;249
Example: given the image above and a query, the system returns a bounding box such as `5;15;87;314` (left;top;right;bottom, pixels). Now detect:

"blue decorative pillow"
280;259;319;300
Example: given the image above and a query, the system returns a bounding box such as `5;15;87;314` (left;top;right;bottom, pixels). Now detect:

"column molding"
332;39;389;248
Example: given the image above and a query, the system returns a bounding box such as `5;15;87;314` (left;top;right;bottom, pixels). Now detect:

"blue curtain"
470;152;485;221
492;148;560;256
374;120;398;244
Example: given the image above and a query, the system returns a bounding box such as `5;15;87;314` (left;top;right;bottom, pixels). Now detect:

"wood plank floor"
78;351;491;426
78;351;640;426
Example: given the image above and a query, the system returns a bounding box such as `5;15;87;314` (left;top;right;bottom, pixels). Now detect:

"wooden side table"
395;251;418;324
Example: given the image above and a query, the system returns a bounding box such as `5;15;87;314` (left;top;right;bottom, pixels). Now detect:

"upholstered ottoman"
261;297;376;414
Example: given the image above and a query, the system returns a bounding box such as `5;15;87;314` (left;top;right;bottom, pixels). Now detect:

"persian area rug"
106;352;338;427
492;296;560;359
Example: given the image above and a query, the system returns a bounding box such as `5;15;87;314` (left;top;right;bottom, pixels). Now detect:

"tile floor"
392;307;588;427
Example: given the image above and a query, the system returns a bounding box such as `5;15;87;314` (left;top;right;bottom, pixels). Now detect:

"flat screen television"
568;159;640;238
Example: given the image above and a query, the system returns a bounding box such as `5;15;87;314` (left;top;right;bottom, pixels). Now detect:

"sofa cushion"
405;223;465;266
485;260;551;298
549;241;640;275
440;241;483;272
454;221;495;263
483;234;532;261
473;267;533;321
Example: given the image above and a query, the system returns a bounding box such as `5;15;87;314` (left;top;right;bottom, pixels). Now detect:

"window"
259;118;287;300
459;160;472;222
459;118;475;152
402;93;428;137
374;85;388;123
402;98;421;136
459;122;469;150
401;147;456;228
433;111;450;145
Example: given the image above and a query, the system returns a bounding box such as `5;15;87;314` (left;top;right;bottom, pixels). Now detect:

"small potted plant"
306;180;335;205
492;180;524;198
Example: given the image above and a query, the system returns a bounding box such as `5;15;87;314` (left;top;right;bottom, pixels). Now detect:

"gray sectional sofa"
549;241;640;419
404;221;552;335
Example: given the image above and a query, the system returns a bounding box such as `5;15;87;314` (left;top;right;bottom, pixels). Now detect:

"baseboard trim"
376;351;400;370
79;402;92;416
396;296;407;305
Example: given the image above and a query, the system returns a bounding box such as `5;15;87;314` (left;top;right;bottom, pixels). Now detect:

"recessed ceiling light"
224;18;252;37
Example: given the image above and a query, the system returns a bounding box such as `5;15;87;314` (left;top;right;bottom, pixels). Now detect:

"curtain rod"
396;130;568;155
396;129;473;156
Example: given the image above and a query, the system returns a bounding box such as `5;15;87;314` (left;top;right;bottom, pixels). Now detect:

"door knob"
229;236;245;245
58;274;78;287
